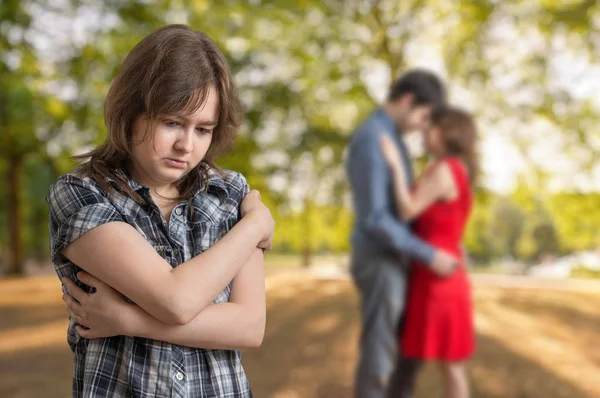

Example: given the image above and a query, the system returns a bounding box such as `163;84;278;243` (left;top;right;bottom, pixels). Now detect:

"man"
346;69;458;398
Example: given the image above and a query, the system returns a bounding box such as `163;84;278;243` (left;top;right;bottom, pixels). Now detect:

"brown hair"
77;24;240;202
433;107;478;183
388;69;446;117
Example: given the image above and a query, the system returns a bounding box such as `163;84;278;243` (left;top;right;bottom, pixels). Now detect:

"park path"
308;264;600;292
0;268;598;398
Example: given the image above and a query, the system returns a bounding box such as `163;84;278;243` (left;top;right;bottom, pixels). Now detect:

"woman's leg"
439;361;469;398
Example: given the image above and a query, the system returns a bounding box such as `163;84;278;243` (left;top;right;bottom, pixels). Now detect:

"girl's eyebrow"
194;119;219;127
172;115;218;127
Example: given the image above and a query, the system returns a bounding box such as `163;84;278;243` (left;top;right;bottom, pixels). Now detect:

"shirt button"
174;207;182;216
175;372;184;381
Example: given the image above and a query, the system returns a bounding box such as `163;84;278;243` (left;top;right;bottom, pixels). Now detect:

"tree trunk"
5;154;24;276
302;199;313;268
302;245;312;268
33;205;48;264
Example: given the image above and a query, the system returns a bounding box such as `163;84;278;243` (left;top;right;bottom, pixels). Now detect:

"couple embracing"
347;70;477;398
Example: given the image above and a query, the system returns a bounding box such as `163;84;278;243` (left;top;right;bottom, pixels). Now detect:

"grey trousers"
351;251;422;398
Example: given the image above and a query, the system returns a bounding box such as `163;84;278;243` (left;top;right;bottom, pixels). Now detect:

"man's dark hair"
388;69;446;116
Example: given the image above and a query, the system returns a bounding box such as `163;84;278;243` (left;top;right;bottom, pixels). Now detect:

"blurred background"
1;0;599;397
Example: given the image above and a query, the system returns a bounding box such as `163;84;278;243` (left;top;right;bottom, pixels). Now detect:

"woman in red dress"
380;107;478;398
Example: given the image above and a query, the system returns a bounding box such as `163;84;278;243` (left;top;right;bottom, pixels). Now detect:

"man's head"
384;69;446;133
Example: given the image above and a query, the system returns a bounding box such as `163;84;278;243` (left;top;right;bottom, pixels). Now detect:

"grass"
1;270;599;398
266;254;600;280
571;266;600;280
263;253;348;269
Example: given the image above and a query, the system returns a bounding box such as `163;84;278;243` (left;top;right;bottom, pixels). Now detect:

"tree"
492;198;526;259
2;0;599;275
1;1;36;275
548;192;600;253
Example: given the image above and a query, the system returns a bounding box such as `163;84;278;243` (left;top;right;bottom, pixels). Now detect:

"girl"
48;25;272;398
380;107;477;398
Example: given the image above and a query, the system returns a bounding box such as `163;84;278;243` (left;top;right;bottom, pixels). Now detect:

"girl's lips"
165;158;187;168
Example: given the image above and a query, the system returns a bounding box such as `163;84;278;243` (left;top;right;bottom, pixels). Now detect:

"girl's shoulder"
190;168;251;223
425;157;463;176
441;156;469;182
423;158;451;177
205;167;250;204
47;165;108;201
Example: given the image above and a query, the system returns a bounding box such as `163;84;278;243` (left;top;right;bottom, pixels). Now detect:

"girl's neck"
128;162;179;200
150;185;180;201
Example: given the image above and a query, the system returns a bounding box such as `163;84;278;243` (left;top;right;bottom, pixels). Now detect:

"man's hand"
430;250;458;277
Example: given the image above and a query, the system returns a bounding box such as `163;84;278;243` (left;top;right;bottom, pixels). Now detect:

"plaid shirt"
47;165;252;398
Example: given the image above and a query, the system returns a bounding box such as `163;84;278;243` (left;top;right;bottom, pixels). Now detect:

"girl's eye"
196;127;212;134
165;120;181;128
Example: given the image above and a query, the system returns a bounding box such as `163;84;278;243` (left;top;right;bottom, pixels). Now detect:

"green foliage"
570;266;600;280
548;192;600;252
1;0;600;272
463;185;576;265
273;204;353;254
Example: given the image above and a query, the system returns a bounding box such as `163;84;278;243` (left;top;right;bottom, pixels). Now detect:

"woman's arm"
63;248;266;349
380;135;454;222
50;174;273;326
389;163;454;221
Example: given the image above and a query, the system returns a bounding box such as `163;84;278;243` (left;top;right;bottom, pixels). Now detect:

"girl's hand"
379;134;405;173
62;272;132;339
241;190;274;251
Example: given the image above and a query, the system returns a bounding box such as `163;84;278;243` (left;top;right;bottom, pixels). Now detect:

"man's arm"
348;130;436;265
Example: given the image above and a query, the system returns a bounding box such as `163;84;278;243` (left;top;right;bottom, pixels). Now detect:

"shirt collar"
375;107;407;148
107;166;229;200
107;169;146;193
375;107;400;135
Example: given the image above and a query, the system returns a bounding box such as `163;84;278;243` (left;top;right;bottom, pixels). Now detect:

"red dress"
400;157;475;361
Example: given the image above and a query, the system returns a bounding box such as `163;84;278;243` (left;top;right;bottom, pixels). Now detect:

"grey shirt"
346;107;435;265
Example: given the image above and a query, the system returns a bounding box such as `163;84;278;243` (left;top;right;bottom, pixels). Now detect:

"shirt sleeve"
347;130;436;265
46;174;125;265
217;170;250;220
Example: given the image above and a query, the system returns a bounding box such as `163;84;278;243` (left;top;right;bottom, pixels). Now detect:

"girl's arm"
50;175;272;326
63;248;266;349
389;162;455;221
380;135;455;221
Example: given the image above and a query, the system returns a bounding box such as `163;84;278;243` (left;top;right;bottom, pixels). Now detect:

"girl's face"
130;87;219;190
423;124;445;157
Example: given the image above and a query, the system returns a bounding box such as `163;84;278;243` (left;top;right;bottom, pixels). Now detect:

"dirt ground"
0;270;598;398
